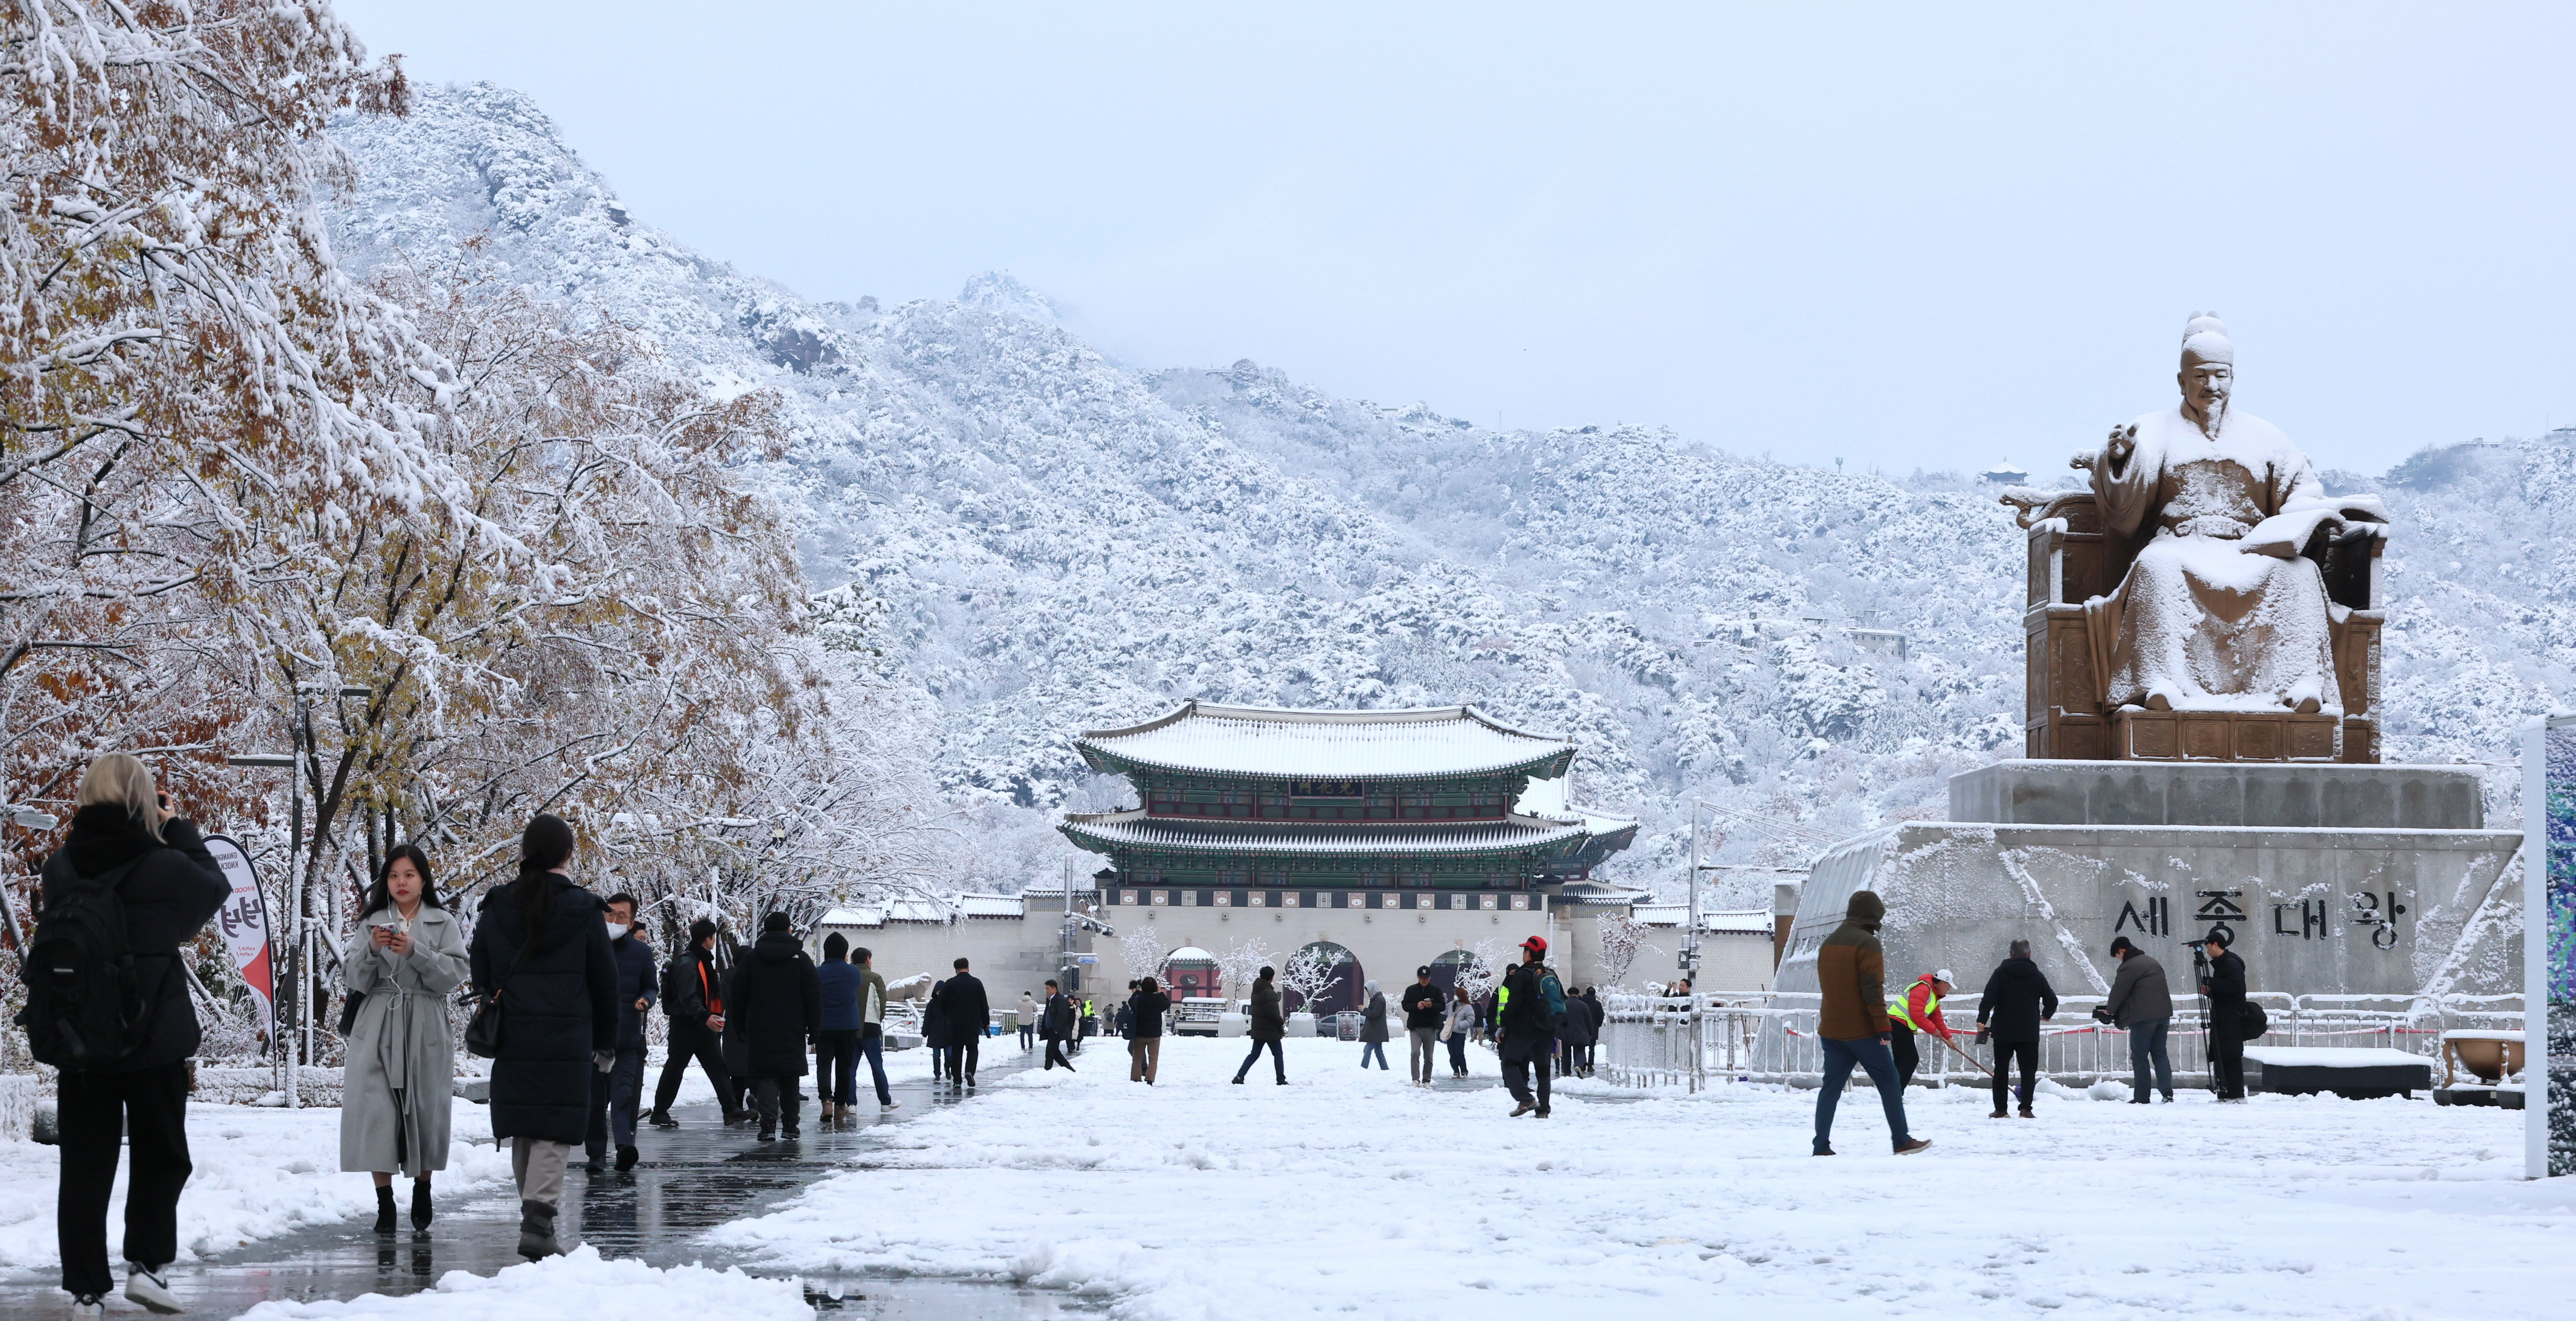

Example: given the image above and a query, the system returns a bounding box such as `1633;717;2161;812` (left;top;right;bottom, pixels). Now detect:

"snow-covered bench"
2243;1046;2430;1100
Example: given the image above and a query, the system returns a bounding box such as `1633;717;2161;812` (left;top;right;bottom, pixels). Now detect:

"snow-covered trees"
1278;943;1347;1016
3;1;419;822
1594;913;1653;988
1450;940;1505;1002
1;27;949;1044
1213;937;1275;1004
1116;923;1170;989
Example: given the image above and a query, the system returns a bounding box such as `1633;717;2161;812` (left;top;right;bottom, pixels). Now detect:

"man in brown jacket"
1811;890;1930;1156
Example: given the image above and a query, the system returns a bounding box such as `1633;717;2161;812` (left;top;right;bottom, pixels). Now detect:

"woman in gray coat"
1358;980;1391;1069
340;844;468;1234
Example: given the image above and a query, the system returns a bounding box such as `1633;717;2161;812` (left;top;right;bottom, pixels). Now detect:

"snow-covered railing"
0;1074;36;1141
1597;990;2524;1092
1598;994;1771;1093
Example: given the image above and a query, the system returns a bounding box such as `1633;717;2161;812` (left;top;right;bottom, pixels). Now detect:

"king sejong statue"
2070;314;2387;715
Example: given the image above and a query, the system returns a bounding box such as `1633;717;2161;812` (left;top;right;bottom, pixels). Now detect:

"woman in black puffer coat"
467;815;615;1260
38;753;229;1315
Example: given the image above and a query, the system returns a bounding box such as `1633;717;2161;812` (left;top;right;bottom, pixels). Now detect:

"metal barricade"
1595;989;2522;1093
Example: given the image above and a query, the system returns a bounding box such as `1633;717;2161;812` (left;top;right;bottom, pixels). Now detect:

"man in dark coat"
1581;987;1606;1075
649;918;744;1127
1494;937;1562;1117
723;912;823;1140
936;957;991;1087
1555;980;1598;1079
586;894;656;1171
2103;936;2176;1103
1401;967;1444;1086
1041;978;1078;1072
1974;939;2060;1119
38;764;229;1314
1231;965;1288;1085
465;819;618;1259
2198;931;2250;1101
921;974;953;1081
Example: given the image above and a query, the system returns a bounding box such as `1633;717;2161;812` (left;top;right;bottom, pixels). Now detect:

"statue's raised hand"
2106;423;2138;464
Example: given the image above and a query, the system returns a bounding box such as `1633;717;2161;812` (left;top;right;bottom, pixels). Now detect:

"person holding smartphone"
340;843;468;1233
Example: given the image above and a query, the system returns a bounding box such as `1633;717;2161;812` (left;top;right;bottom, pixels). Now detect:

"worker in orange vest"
1886;969;1956;1088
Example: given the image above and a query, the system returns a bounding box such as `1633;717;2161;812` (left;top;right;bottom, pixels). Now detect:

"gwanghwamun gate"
814;702;1789;1015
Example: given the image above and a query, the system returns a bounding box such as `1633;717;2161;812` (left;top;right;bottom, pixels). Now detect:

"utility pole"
1680;801;1705;990
228;682;366;1109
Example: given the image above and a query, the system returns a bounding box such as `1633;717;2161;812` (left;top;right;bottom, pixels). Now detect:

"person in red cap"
1493;935;1565;1117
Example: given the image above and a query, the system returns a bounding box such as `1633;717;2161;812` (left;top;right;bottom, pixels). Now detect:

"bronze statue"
2010;315;2390;761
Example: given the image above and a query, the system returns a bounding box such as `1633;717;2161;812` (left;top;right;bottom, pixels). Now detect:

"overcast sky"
337;3;2571;478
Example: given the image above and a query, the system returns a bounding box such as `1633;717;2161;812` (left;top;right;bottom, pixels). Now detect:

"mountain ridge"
325;82;2575;904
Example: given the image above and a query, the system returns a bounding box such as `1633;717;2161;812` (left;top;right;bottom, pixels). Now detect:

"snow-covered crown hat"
2180;311;2234;365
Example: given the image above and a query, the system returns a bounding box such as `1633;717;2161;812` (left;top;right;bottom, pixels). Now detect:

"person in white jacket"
1442;987;1476;1078
1018;991;1040;1050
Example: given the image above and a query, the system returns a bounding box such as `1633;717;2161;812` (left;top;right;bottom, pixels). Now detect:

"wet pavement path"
1;1059;1105;1319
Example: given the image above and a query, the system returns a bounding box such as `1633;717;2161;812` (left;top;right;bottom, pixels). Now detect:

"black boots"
516;1200;561;1260
647;1109;679;1129
614;1144;639;1172
379;1179;432;1232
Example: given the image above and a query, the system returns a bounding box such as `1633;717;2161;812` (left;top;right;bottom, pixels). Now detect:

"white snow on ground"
0;1039;958;1276
710;1036;2568;1321
233;1246;810;1320
0;1098;514;1274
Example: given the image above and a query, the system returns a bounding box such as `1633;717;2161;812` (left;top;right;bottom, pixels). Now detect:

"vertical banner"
2530;715;2575;1179
202;835;277;1039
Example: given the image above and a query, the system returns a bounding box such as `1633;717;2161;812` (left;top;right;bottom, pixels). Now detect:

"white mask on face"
606;919;625;939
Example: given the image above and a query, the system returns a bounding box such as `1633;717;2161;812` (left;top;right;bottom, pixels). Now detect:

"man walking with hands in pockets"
1810;890;1931;1157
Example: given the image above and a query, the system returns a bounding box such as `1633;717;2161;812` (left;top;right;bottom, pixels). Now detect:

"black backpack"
2239;1001;2269;1041
659;955;685;1017
15;857;150;1069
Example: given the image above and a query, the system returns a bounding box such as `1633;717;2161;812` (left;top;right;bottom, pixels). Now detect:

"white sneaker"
881;1101;899;1111
125;1263;183;1315
70;1296;103;1321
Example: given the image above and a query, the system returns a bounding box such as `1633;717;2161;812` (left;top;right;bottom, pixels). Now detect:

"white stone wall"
1777;822;2525;1001
1098;901;1569;999
823;899;1579;1008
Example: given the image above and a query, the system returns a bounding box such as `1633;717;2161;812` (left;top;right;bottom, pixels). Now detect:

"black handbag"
463;988;505;1058
337;991;365;1037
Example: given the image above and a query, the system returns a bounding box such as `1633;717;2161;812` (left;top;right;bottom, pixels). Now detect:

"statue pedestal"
2112;709;2344;763
1948;760;2484;829
1776;761;2521;1011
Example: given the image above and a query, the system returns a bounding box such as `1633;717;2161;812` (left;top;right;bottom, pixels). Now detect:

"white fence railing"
1598;991;2523;1093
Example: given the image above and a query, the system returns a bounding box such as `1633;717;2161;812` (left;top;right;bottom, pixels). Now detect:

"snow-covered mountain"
326;83;2576;902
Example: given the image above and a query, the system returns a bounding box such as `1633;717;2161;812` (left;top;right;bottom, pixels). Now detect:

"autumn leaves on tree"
1;3;942;996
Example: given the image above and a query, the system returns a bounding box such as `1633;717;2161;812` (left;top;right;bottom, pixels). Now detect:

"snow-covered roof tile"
1075;701;1576;782
1060;809;1588;857
958;895;1025;918
1633;906;1778;934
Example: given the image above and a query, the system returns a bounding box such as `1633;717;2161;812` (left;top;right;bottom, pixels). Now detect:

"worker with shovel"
1886;969;1956;1089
